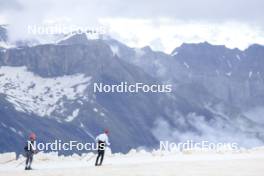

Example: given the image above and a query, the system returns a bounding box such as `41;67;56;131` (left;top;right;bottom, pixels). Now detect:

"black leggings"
25;151;33;167
95;150;105;166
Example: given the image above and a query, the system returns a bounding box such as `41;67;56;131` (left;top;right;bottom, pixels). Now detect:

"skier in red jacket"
24;132;37;170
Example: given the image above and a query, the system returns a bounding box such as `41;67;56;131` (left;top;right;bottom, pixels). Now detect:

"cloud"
101;18;264;53
1;0;264;52
1;0;264;23
0;0;22;11
245;107;264;125
151;112;264;148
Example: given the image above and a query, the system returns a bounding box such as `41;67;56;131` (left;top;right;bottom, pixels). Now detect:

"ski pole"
80;129;96;161
15;158;26;168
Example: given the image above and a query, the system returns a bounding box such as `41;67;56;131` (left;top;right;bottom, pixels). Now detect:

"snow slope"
0;66;91;120
0;148;264;176
0;42;15;49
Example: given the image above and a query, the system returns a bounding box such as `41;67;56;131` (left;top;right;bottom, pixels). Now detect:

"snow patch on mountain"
134;48;145;57
55;33;75;44
9;126;24;137
225;72;232;76
236;54;241;61
110;45;120;57
0;41;15;49
249;71;253;78
183;62;190;69
65;109;80;122
0;66;91;118
1;122;7;128
171;51;178;56
227;60;232;68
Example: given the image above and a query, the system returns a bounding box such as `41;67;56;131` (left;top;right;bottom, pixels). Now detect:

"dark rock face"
0;32;264;154
112;40;264;110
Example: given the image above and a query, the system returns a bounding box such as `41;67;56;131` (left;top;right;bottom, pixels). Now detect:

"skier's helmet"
29;132;36;140
104;129;109;135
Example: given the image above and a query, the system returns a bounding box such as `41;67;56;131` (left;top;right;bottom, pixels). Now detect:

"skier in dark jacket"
24;132;37;170
95;129;110;166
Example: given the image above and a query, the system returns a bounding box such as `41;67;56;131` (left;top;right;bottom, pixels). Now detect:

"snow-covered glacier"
0;147;264;176
0;66;91;121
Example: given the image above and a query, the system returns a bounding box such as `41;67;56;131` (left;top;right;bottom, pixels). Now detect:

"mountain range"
0;26;264;154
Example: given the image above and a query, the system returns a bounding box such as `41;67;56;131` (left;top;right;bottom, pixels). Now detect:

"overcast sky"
0;0;264;52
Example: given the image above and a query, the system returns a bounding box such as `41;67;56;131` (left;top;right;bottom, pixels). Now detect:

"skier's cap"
29;132;36;140
104;129;109;134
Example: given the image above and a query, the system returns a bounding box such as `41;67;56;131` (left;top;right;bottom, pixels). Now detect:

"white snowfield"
0;66;91;121
0;147;264;176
